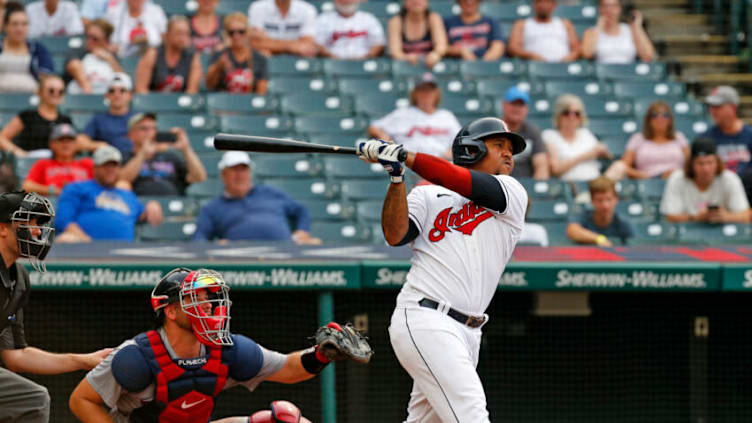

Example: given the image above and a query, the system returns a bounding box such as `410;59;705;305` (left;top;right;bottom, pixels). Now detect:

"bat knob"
398;149;408;162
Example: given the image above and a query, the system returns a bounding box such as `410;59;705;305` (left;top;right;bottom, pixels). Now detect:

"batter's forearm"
382;181;409;246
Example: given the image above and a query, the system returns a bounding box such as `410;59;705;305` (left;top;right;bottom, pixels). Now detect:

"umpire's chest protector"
129;330;230;423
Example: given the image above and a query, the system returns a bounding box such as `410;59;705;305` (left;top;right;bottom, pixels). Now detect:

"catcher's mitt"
314;322;373;364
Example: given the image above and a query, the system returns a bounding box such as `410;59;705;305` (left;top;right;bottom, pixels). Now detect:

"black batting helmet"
452;117;527;166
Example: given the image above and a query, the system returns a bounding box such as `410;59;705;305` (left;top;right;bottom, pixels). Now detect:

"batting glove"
378;144;406;184
356;139;389;162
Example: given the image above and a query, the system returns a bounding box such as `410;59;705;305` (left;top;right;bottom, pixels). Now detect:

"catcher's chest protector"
130;331;229;423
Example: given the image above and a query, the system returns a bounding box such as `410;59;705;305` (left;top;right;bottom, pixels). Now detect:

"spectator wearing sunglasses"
605;101;689;181
64;19;123;94
206;12;268;94
79;73;136;155
543;94;611;181
0;74;74;158
0;2;55;93
134;15;202;94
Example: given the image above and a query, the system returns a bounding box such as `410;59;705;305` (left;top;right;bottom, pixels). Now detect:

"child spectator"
567;176;634;246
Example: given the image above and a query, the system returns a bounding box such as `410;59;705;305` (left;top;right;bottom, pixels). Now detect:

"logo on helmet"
428;202;494;242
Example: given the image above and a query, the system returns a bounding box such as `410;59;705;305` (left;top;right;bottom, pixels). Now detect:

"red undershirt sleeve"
411;153;473;197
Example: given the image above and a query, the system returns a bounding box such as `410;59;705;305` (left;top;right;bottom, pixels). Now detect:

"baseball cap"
127;112;157;130
690;137;717;160
108;72;133;91
218;151;252;171
93;145;123;165
0;191;26;223
705;86;739;106
49;123;77;141
413;72;438;90
504;86;530;104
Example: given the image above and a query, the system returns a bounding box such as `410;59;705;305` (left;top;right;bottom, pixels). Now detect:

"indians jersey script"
396;175;528;315
314;10;385;59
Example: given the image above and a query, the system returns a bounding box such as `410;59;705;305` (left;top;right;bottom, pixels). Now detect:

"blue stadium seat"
207;93;280;115
677;223;752;245
138;221;197;241
355;93;409;117
187;129;218;154
527;199;574;222
268;55;323;76
215;0;248;15
442;94;495;116
633;98;705;119
601;136;628;158
545;81;614;99
356;200;383;223
301;198;356;221
268;77;338;95
252;155;324;178
341;179;389;201
0;113;15;126
460;59;528;80
613;81;686;99
0;93;37;112
480;2;532;21
616;201;657;223
14;157;37;182
70;112;94;130
158;0;197;15
322;58;392;78
544;222;576;246
120;56;140;75
185;178;223;198
630;222;678;245
61;94;109;113
294;116;369;136
220;115;295;135
525;96;556;118
581;98;634;118
431;0;460;17
554;4;598;23
37;35;84;54
392;60;460;78
310;221;376;243
674;117;710;138
518;178;570;200
588;118;639;139
636;178;667;202
435;78;477;96
140;196;198;219
528;61;596;80
323;157;384;179
198;153;223;177
157;114;217;131
338;77;409;97
133;94;206;113
264;177;340;199
476;79;546;99
280;92;354;117
358;1;401;18
596;63;666;81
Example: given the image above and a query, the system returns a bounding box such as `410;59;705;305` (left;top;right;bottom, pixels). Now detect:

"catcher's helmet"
451;117;527;166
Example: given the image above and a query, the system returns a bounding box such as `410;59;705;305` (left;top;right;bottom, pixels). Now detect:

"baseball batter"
358;117;528;422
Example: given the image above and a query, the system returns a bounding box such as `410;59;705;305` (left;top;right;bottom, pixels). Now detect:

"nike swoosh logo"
181;398;206;409
437;193;451;198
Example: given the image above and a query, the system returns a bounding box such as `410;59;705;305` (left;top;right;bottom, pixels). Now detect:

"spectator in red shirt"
22;123;94;196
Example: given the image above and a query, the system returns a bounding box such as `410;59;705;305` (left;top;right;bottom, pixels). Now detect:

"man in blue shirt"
193;151;320;244
55;145;163;242
443;0;504;61
566;176;634;246
80;73;135;155
704;86;752;176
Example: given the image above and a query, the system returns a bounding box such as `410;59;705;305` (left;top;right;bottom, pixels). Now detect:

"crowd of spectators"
0;0;749;247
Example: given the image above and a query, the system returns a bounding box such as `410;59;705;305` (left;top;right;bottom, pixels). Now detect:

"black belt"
418;298;486;328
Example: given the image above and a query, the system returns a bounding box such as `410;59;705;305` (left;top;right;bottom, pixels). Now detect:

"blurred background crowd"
0;0;750;247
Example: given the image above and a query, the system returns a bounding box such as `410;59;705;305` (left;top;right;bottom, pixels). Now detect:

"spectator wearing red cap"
22;124;94;196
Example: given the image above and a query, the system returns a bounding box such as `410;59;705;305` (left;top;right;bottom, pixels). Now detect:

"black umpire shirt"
0;260;29;350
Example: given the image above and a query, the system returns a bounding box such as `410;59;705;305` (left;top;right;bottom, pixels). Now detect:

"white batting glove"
378;144;406;183
356;139;389;163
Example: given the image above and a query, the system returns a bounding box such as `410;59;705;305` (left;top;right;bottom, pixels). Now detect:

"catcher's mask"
151;268;233;347
0;191;55;272
451;117;527;167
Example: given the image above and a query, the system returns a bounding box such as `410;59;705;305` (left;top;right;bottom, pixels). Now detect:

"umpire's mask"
0;191;55;273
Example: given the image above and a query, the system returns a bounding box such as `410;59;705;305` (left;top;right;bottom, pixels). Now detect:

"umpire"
0;191;111;422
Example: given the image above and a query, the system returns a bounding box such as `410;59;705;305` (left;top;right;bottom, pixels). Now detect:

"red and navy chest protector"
111;330;265;423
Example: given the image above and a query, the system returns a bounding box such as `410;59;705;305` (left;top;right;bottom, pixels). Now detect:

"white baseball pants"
389;306;490;423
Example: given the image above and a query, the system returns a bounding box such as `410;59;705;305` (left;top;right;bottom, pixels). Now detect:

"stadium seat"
252;155;324;178
198;153;223;177
301;199;356;221
157;114;217;131
132;93;206;113
139;196;198;219
37;35;84;54
519;178;570;200
476;79;546;99
158;0;196;15
356;200;383;223
0;113;14;126
338;77;409;97
0;93;37;112
677;223;752;245
13;157;37;182
442;94;495;116
435;78;477;96
431;0;459;17
215;0;247;15
596;63;666;81
294;116;369;136
527;199;573;222
323;157;384;179
460;59;527;79
480;2;532;21
70;112;93;130
630;222;678;245
267;77;338;95
525;96;556;118
207;93;280;115
268;55;323;76
616;201;657;223
541;222;575;246
220;115;295;135
544;81;614;99
341;179;389;201
310;221;375;243
613;81;686;99
187;129;219;154
355;93;409;117
636;178;667;202
392;60;460;78
61;94;109;113
633;98;705;119
186;178;223;198
673;117;711;138
582;98;634;118
526;116;554;131
601;136;628;158
528;61;596;80
138;221;197;241
120;56;140;75
322;58;392;78
554;4;597;23
280;92;354;116
570;179;639;202
264;177;340;199
588;118;639;139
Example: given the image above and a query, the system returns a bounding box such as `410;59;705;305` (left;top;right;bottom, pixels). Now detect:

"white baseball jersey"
370;106;462;157
314;10;385;59
105;1;167;57
396;176;527;315
26;1;84;38
248;0;317;41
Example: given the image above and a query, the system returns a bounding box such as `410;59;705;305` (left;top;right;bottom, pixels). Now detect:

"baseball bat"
213;133;408;161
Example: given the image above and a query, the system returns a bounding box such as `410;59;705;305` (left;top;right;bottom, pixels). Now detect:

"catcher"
69;267;372;423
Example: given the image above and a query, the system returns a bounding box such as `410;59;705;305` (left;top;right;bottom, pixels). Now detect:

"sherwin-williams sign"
361;262;721;291
721;265;752;291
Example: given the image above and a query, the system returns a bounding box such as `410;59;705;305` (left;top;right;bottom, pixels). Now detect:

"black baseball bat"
213;133;408;161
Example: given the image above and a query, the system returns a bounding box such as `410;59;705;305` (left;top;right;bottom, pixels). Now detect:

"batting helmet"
451;117;527;166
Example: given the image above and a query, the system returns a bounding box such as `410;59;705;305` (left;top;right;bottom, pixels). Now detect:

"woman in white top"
508;0;580;62
582;0;654;63
543;94;612;181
